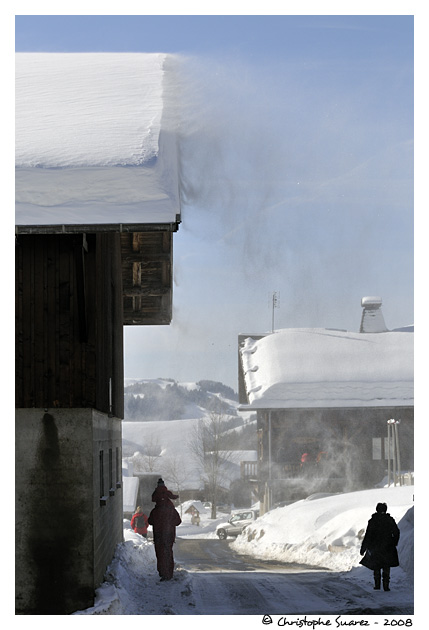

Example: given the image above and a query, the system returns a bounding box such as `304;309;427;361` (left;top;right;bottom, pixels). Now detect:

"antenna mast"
271;291;280;332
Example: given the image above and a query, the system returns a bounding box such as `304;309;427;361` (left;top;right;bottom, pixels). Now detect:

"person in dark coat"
130;506;149;538
148;478;182;581
359;502;400;591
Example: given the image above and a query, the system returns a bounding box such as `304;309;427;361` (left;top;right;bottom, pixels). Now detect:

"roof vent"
359;296;388;333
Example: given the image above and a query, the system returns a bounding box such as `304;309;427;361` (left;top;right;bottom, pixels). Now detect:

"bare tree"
188;406;239;519
162;454;190;516
131;433;162;472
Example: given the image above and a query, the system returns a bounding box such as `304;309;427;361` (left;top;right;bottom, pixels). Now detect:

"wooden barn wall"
15;233;124;417
95;233;124;418
121;231;172;325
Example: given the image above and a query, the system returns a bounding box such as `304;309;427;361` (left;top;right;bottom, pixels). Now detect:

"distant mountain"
124;378;239;422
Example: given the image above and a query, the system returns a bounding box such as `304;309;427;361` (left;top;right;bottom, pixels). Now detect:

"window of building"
109;448;114;496
99;450;107;506
372;437;382;460
116;446;121;488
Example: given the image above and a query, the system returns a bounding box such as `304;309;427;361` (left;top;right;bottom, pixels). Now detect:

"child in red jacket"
131;506;149;538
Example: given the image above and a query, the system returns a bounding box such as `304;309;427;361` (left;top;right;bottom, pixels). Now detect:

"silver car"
216;510;259;539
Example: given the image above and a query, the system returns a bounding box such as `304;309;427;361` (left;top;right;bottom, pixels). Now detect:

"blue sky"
14;12;415;389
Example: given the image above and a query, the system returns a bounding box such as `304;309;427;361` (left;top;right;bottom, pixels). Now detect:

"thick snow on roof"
240;328;414;409
123;476;139;513
15;53;180;227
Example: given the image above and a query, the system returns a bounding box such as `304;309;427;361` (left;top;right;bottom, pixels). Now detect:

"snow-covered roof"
239;328;413;410
183;500;208;515
123;476;139;513
15;53;180;229
218;450;257;461
122;460;134;477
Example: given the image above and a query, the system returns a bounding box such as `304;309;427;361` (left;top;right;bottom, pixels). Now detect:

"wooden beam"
122;286;171;297
121;252;171;263
74;235;88;343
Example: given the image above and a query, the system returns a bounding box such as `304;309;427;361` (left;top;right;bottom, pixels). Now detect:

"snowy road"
174;538;413;616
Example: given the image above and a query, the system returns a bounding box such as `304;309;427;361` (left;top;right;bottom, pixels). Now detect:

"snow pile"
75;522;195;615
232;486;414;574
75;485;413;615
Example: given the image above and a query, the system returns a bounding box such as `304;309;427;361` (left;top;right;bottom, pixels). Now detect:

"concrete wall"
15;408;123;614
92;410;123;589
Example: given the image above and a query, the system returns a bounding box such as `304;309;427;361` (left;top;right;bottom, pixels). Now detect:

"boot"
382;568;391;591
374;572;381;590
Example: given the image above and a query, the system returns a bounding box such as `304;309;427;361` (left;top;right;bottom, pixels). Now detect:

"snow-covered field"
74;484;414;618
123;417;206;488
122;379;255;492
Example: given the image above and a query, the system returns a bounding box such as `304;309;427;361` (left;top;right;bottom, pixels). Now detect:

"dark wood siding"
15;233;124;417
121;231;172;325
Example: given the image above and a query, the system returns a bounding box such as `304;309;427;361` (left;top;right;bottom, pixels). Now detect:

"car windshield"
231;513;251;522
230;514;244;522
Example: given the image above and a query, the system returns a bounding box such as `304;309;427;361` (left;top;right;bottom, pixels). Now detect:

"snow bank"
232;486;414;575
74;521;197;615
74;524;158;615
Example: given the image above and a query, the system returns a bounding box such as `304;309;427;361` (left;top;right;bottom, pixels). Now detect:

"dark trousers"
153;533;175;580
374;566;390;589
374;567;390;580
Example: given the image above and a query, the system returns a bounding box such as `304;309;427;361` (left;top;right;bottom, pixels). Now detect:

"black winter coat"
148;502;182;543
359;512;400;570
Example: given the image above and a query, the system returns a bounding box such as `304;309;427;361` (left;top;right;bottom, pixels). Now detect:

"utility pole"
271;291;280;332
387;418;402;486
394;420;402;486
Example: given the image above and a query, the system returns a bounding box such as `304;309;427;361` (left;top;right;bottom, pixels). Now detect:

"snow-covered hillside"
123;417;207;489
122;378;256;493
124;377;240;421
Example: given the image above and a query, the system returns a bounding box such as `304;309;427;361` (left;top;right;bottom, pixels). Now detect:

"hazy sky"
14;11;414;389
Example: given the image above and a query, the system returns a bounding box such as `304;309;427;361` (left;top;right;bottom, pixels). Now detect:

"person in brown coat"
148;478;182;581
360;502;400;591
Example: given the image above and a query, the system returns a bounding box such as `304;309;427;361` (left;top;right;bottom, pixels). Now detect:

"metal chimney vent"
359;296;388;333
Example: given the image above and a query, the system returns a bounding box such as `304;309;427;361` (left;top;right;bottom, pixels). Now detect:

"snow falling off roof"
15;53;180;227
240;328;414;409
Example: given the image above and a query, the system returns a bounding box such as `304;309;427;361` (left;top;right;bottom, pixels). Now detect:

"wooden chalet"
238;298;414;514
15;53;181;614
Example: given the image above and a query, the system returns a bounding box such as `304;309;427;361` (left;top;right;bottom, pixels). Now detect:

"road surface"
173;537;413;616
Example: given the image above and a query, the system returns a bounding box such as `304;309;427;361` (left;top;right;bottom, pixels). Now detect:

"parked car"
216;509;259;539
